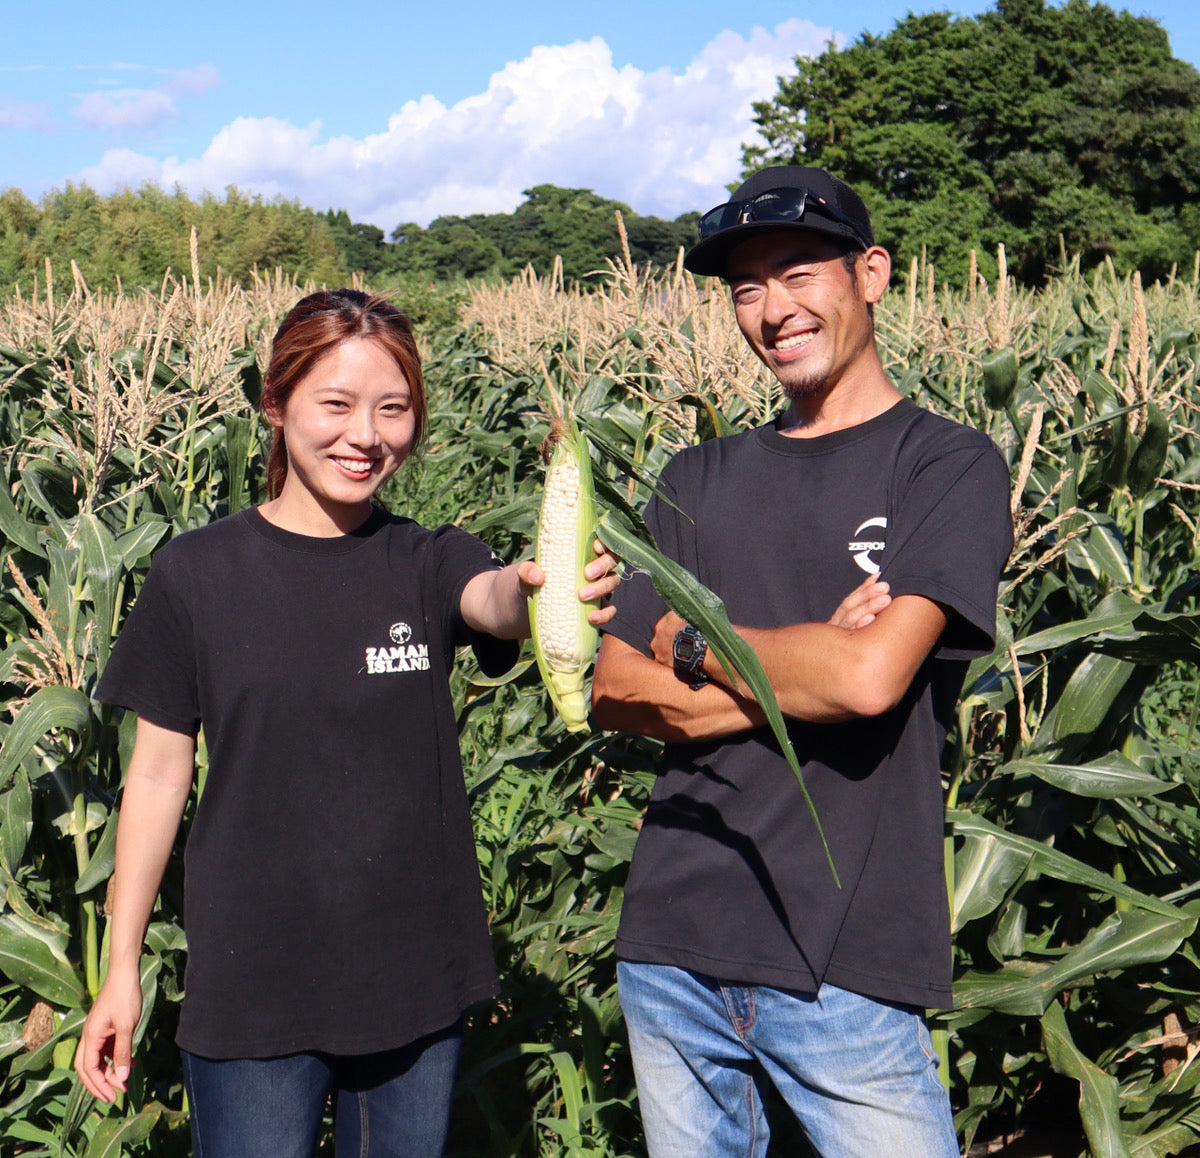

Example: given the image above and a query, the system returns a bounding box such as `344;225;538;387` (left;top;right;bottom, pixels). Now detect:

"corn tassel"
530;418;599;732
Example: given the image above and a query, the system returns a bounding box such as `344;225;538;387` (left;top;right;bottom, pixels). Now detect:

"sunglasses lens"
750;188;808;224
698;202;741;238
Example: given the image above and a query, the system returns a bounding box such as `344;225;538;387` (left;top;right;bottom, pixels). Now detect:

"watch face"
675;636;697;663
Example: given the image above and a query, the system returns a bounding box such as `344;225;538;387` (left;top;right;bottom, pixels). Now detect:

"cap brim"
683;219;865;278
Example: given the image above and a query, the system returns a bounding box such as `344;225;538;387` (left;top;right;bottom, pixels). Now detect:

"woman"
75;289;620;1156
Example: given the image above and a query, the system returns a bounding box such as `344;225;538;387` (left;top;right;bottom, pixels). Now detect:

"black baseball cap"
684;166;875;278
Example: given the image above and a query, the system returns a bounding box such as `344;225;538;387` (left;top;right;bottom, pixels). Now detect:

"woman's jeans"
618;963;958;1158
181;1022;462;1158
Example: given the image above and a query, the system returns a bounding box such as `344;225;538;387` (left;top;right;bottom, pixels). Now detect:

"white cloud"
71;64;220;131
77;22;831;226
0;98;54;132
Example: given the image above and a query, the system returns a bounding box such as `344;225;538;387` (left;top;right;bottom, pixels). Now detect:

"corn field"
2;234;1199;1157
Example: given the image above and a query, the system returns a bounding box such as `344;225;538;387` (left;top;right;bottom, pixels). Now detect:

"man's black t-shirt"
96;507;517;1058
603;399;1013;1008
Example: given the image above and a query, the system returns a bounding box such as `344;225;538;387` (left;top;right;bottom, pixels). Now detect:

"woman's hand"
73;717;194;1103
581;539;621;625
517;539;621;625
76;964;144;1103
464;540;622;639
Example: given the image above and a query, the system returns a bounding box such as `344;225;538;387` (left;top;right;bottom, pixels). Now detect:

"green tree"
387;187;697;284
0;184;351;293
744;0;1200;283
624;213;699;268
388;218;502;280
505;185;630;279
0;189;40;289
325;209;390;277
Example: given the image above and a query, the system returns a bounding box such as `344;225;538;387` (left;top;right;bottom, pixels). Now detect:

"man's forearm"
710;597;948;719
637;595;950;728
591;636;766;742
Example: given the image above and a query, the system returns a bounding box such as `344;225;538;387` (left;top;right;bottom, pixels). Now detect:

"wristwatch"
672;624;709;689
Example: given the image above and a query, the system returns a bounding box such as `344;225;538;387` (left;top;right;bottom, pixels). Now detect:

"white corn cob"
530;418;599;733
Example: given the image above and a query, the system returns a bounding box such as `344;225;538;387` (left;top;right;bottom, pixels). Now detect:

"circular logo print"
849;517;888;574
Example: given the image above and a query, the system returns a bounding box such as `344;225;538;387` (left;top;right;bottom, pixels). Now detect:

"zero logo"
848;517;888;575
388;622;412;645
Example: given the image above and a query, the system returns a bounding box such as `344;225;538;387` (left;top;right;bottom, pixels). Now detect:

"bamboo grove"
1;232;1199;1155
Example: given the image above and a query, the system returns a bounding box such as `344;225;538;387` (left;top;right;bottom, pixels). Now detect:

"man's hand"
828;575;891;629
648;575;893;671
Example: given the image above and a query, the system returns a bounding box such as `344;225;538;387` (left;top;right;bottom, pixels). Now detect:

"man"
591;166;1013;1157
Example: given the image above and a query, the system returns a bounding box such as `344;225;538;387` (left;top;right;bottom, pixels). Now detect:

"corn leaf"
596;507;839;886
1098;607;1200;663
0;459;45;556
1015;605;1143;654
951;832;1033;932
222;414;255;514
1041;1001;1133;1158
948;810;1181;917
0;912;85;1006
0;686;94;787
77;513;121;670
1001;754;1173;799
115;518;170;567
0;766;33;872
74;808;119;894
956;907;1195;1015
83;1104;166;1158
1050;653;1138;742
55;1076;94;1158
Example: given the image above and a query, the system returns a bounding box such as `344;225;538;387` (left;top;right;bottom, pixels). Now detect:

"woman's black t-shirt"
96;507;517;1058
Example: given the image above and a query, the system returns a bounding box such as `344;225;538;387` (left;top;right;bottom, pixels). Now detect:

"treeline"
0;184;345;292
333;185;698;282
0;182;698;299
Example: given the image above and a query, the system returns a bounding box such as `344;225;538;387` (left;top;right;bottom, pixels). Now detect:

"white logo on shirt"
366;622;429;674
848;516;888;575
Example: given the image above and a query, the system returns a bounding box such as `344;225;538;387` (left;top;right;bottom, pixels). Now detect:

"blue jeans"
181;1023;462;1158
618;963;958;1158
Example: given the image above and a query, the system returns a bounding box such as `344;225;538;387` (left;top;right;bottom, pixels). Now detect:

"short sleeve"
95;546;201;735
882;440;1013;659
429;525;520;678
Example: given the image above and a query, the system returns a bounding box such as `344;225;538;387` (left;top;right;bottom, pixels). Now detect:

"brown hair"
261;289;427;499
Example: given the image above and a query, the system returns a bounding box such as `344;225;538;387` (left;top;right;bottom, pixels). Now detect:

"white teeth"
335;457;373;472
776;332;815;352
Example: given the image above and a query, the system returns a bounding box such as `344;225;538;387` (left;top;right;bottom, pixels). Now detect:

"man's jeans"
618;963;958;1158
181;1022;462;1158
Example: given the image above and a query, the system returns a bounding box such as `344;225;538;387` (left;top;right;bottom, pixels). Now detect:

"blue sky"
3;0;1196;231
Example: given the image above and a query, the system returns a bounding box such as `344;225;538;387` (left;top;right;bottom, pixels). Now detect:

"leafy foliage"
2;238;1199;1156
744;0;1200;285
387;186;696;284
0;185;345;293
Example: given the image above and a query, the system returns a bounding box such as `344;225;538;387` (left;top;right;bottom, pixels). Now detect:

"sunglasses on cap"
697;187;872;250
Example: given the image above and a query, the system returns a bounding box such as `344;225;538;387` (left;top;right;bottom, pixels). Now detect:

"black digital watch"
672;624;709;689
